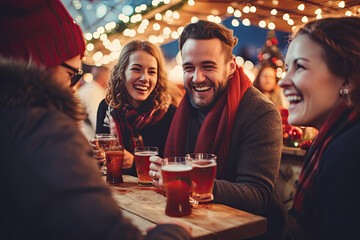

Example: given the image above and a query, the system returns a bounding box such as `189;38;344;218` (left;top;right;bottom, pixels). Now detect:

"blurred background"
61;0;360;83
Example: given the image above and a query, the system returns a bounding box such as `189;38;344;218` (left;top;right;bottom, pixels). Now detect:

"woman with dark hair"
279;17;360;239
96;40;177;176
253;65;288;108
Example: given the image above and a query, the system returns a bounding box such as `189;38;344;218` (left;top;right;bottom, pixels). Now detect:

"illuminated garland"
87;0;187;44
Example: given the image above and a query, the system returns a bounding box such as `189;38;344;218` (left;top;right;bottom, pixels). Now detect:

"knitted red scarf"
164;66;252;177
112;103;168;151
292;100;360;220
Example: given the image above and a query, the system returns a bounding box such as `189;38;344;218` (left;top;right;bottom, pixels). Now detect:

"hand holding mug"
149;156;163;189
122;149;134;169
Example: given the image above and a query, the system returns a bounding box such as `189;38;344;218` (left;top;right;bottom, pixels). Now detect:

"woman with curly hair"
96;40;177;176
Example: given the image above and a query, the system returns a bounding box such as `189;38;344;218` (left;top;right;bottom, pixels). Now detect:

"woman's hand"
149;156;164;189
122;149;134;169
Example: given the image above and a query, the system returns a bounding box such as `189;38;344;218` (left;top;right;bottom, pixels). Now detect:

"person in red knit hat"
0;0;85;92
0;1;191;239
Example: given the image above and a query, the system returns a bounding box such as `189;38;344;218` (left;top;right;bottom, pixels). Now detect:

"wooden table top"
109;175;267;240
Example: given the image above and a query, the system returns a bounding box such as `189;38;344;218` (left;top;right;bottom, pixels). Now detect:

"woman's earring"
339;88;349;97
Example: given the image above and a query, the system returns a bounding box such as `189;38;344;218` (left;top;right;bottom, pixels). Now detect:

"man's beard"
185;82;227;111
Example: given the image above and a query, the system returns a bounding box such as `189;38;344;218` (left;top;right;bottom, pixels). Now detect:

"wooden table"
109;175;267;240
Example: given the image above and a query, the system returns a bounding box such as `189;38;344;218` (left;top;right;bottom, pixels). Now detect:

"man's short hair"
179;20;238;61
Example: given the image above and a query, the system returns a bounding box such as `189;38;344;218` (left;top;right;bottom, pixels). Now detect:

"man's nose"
193;69;205;84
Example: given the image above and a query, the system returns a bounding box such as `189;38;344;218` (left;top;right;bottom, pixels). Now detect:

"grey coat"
213;87;286;240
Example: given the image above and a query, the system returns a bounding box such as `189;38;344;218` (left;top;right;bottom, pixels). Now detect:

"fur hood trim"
0;57;87;122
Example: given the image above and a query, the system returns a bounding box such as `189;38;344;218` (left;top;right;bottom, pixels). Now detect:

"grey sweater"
213;87;286;240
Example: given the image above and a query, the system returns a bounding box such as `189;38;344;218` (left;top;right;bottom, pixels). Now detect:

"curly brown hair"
106;40;168;109
293;17;360;108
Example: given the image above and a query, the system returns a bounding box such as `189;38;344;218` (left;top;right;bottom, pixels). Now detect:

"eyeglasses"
60;62;84;87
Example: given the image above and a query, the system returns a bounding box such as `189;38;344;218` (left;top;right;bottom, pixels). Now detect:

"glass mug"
161;157;193;217
94;133;118;175
105;145;124;185
186;153;217;203
134;146;159;186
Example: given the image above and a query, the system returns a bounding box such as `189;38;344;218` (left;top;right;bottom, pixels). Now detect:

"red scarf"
164;66;252;177
292;100;360;221
112;103;168;152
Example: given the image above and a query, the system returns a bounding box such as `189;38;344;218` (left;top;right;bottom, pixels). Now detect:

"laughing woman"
96;40;176;176
278;17;360;240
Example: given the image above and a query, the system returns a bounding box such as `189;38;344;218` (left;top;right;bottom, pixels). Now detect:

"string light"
227;6;234;14
243;6;250;13
191;16;198;23
298;4;305;11
163;27;171;35
171;31;179;39
188;0;195;6
155;13;162;20
93;32;100;39
268;22;276;30
86;43;94;51
232;19;240;27
97;27;105;34
283;13;290;21
173;11;180;19
85;33;92;41
234;10;242;18
301;16;308;23
259;20;266;28
83;0;360;66
242;18;251;26
153;23;161;31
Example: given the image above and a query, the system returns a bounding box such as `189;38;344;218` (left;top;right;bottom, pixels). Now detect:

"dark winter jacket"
0;58;190;240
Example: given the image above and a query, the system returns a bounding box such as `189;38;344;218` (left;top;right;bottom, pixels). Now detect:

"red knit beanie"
0;0;85;68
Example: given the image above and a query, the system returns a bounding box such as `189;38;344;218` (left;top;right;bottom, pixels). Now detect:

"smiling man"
150;20;286;240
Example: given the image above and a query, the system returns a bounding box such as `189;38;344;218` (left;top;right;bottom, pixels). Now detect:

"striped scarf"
292;100;360;223
111;102;169;152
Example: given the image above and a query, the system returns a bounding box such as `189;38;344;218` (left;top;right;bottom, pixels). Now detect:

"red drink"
134;147;158;186
186;153;217;202
192;160;217;198
161;163;192;217
106;149;124;185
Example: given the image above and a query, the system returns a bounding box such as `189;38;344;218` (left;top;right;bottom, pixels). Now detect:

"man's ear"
228;57;236;75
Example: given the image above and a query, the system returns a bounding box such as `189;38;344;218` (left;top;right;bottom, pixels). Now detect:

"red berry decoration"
299;140;312;149
271;37;278;45
289;127;303;141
